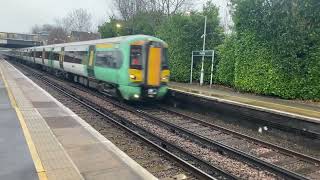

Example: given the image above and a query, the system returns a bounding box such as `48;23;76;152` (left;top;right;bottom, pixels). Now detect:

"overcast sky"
0;0;229;34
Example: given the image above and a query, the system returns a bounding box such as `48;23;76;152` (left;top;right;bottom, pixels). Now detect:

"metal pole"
210;51;215;88
190;52;194;84
200;16;207;86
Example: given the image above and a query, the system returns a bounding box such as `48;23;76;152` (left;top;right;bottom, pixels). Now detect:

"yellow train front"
122;37;170;101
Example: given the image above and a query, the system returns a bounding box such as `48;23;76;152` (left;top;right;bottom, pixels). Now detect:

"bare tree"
31;25;41;34
113;0;191;20
158;0;191;15
31;24;57;34
30;24;68;44
30;8;96;44
114;0;147;21
60;8;93;33
47;27;68;44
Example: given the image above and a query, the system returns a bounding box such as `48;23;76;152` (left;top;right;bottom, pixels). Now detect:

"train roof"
18;35;167;51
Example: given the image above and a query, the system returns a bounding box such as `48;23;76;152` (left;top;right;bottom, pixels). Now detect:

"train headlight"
128;69;142;82
130;74;136;80
161;70;170;82
161;75;169;82
162;76;169;80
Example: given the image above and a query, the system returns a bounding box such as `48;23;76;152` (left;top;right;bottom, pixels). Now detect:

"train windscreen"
162;48;169;70
130;45;142;69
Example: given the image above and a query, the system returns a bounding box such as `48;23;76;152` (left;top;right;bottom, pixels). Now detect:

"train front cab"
120;40;170;101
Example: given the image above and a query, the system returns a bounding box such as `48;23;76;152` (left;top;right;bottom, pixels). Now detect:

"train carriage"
9;35;170;101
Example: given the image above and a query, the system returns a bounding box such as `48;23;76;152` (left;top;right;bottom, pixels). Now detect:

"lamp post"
116;23;121;36
185;12;208;86
200;15;207;86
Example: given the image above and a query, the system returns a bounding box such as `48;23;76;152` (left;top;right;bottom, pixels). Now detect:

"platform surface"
0;69;37;180
169;82;320;123
0;59;157;180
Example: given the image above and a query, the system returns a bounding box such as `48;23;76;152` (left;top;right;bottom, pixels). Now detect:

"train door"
59;47;64;69
42;48;45;64
87;45;95;78
145;42;162;87
48;48;54;68
27;49;30;62
33;48;36;64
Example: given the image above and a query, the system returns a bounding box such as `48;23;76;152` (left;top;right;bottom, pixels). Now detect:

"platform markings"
0;63;48;180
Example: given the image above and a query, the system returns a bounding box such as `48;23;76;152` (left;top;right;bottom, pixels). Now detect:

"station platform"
0;64;37;180
0;59;157;180
168;82;320;124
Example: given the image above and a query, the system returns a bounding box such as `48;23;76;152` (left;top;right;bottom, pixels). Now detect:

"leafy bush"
221;0;320;100
299;46;320;100
216;31;320;100
216;35;237;86
233;33;286;96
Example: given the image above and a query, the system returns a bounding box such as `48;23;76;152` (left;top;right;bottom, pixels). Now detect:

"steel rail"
133;108;309;180
157;105;320;165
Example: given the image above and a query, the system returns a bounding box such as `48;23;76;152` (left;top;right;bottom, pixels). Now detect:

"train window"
44;52;50;59
162;48;169;70
52;52;60;61
95;51;122;69
130;45;142;69
35;51;42;58
64;51;86;64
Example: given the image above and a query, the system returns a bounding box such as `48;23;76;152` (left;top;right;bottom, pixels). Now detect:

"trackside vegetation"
99;1;224;83
217;0;320;100
99;0;320;100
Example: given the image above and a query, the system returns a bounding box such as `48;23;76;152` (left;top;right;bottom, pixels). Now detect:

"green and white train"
8;35;170;101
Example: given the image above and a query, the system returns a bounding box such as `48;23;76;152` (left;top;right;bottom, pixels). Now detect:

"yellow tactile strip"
0;60;83;180
0;63;47;180
169;84;320;123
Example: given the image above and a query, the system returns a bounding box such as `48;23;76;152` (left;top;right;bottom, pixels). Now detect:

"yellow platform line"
0;64;48;180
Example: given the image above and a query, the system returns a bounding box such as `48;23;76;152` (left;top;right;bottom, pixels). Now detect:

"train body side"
8;35;170;101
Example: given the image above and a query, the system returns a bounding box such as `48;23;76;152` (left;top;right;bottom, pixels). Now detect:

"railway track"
12;62;234;180
136;105;320;180
166;91;320;140
12;61;319;179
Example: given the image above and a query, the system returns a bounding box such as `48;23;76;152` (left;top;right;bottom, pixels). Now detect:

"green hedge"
233;33;279;95
299;46;320;99
223;0;320;100
216;32;320;100
216;36;236;86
